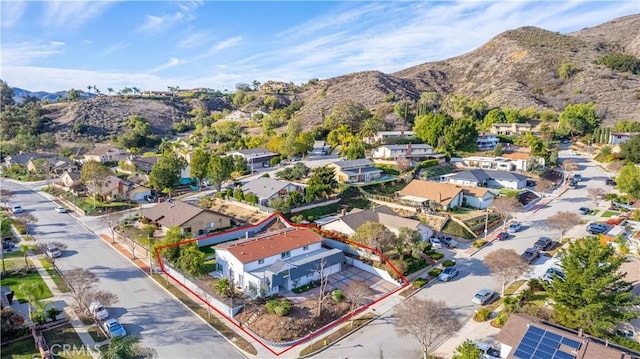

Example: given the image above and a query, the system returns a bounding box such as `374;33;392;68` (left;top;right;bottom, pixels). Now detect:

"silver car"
438;266;459;282
472;289;498;305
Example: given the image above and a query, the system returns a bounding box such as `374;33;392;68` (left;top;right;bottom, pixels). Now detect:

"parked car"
586;223;611;235
605;178;616;186
144;195;156;203
54;205;67;213
103;318;126;337
2;240;16;250
439;235;458;248
438;266;459;282
496;232;510;241
578;207;591;215
11;204;22;214
472;289;498;305
508;222;522;233
568;180;578;189
89;301;109;320
533;237;553;251
476;343;501;359
521;247;540;264
46;243;61;258
429;237;443;249
573;174;583;182
543;267;565;283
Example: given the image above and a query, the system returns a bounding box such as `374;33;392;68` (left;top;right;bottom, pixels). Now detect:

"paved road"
1;179;246;359
315;150;610;359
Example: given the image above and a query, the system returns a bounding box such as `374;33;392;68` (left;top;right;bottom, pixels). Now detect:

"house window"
216;263;223;272
282;269;290;278
207;222;215;228
183;227;192;233
281;251;291;259
303;245;309;251
258;259;264;265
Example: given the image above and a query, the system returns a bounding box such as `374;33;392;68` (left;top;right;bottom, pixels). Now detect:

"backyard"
0;324;91;359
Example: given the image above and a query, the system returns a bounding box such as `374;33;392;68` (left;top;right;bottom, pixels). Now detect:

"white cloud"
196;36;244;59
136;1;203;33
1;0;26;28
147;58;182;73
41;1;114;29
178;32;211;48
98;41;129;57
1;42;64;65
49;41;65;47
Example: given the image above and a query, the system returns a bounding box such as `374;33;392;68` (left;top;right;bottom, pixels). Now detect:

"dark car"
605;178;616;186
521;248;541;264
534;237;553;251
496;232;510;241
2;240;16;250
587;223;611;235
578;207;591;215
543;267;565;283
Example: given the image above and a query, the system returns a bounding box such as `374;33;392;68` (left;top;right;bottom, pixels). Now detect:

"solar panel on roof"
514;325;580;359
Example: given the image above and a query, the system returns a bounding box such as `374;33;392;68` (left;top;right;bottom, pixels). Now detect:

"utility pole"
484;206;489;240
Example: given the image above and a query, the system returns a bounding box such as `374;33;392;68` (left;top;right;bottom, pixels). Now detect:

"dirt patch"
206;198;271;224
236;298;350;342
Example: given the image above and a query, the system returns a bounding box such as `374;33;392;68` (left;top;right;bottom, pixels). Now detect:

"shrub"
428;268;442;278
473;239;487;248
594;53;640;74
492;311;509;327
429;252;444;260
557;62;579;80
518;287;534;303
527;278;545;292
331;290;345;302
413;278;429;288
265;300;279;314
473;307;491;322
442;259;456;267
274;301;292;316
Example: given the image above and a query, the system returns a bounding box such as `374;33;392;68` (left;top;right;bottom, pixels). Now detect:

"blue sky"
1;1;638;93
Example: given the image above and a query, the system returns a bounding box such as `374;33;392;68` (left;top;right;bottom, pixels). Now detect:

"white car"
429;237;443;249
103;318;126;337
508;222;522;233
11;204;22;214
46;243;61;258
54;206;67;213
89;301;109;321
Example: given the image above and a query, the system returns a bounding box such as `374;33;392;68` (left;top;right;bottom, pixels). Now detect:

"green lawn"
39;258;71;293
42;324;92;359
0;266;53;303
1;257;32;274
0;336;36;359
601;210;621;218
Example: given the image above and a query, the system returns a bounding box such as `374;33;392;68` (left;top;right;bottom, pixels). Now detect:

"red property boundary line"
155;212;410;357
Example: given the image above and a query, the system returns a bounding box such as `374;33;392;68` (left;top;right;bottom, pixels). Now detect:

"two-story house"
241;177;302;206
477;133;500;150
27;156;78;176
85;175;151;202
371;144;443;162
490;123;532;136
364;130;415;145
328;159;383;184
84;145;128;163
225;148;280;171
214;227;345;297
142;200;233;236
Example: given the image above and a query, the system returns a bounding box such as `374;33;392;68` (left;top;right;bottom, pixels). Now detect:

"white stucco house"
443;169;529;190
214;227;345;298
241;177;301;206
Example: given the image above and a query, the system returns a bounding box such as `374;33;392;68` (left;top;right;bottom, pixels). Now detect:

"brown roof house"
60;171;82;190
27;156;78;176
397;180;464;210
86;175;151;202
84;145;128;163
142;200;233;236
496;313;640;359
213;227;345;298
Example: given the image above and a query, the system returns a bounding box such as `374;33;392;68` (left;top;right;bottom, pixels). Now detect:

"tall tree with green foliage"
207;154;232;191
341;137;365;159
305;166;338;201
177;243;205;277
616;163;640;198
413;113;453;147
0;79;15;107
80;160;111;204
190;147;210;187
323;100;370;131
620;135;640;163
444;118;478;153
100;335;157;359
548;236;639;337
558;103;600;137
351;221;394;253
149;151;186;198
453;339;484;359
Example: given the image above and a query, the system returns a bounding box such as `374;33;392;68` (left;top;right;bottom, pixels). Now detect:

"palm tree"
20;244;35;270
87;85;92;94
359;117;381;140
132;87;140;95
107;87;114;96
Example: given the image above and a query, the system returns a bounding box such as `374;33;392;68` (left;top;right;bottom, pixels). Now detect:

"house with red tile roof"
214;227;345;298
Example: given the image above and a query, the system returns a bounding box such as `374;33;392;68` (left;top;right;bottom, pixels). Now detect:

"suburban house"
241;177;302;206
224;110;251;121
142;200;233;236
477;133;500;150
84;145;128;163
609;131;640;145
502;152;545;170
27;156;78;176
459;186;495;209
364;130;415;145
4;152;45;168
320;205;433;241
443;169;529;190
213;227;345;297
371;143;444;162
328;159;383;184
397;180;464;210
225;148;279;170
86;175;151;202
122;156;159;175
453;152;543;172
496;313;640;359
59;171;82;190
490;123;532;136
261;81;296;93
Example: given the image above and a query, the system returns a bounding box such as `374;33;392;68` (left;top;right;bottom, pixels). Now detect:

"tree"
100;335;157;359
359;117;382;140
176;243;205;277
491;196;522;229
64;268;98;307
315;258;332;317
413;113;453;147
86;290;118;308
548;236;640;337
0;79;15;107
484;249;529;295
20;244;35;269
17;213;37;236
305;166;338;201
190;147;210;188
393;227;422;259
323;100;370;131
80;160;111;205
149;151;186;198
351;221;394;253
492;143;504;156
394;297;459;359
341;136;365;160
67;88;81;101
586;187;606;208
620;135;640;163
444;118;478;153
269;197;290;214
545;211;581;240
482;109;506;129
207;155;232;191
345;281;373;327
453;339;484;359
617;163;640;198
558;103;600;137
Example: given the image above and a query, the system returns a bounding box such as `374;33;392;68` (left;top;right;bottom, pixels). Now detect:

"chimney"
578;328;583;337
341;209;346;217
406;143;412;155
